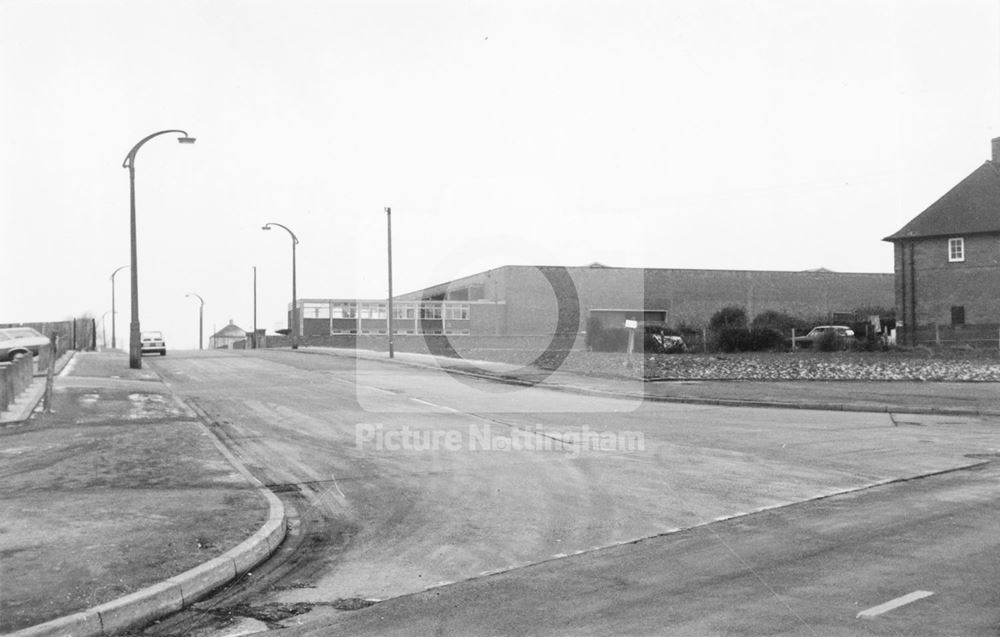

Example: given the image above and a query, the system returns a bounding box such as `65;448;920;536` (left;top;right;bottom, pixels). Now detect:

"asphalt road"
144;349;998;635
287;462;1000;636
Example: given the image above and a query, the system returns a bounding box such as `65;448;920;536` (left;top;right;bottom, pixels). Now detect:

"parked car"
0;327;49;362
140;331;167;356
793;325;855;348
645;325;688;353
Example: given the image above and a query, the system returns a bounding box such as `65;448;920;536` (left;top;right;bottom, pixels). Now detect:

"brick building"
884;137;1000;346
292;265;893;341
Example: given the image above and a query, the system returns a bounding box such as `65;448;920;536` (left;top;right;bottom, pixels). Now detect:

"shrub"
715;327;785;352
585;316;604;350
751;310;810;335
709;306;748;332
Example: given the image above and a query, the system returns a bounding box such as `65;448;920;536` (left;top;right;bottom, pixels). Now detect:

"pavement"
0;352;285;637
1;347;997;637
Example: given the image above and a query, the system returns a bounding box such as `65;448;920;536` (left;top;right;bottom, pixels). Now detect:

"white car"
0;327;49;362
793;325;855;348
140;331;167;356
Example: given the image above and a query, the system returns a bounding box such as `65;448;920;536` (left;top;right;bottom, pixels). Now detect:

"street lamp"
261;222;299;349
100;310;113;350
185;293;205;350
110;264;129;350
123;129;196;369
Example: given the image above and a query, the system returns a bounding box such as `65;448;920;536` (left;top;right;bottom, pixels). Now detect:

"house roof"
884;161;1000;241
210;322;246;338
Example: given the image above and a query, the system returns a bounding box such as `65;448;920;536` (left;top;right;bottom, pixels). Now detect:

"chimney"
993;137;1000;163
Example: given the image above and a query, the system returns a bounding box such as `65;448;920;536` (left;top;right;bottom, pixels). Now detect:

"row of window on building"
300;302;471;321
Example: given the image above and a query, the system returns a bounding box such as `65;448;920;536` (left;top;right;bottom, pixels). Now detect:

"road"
289;462;1000;636
140;349;998;635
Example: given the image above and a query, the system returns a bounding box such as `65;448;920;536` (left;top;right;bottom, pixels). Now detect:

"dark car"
0;327;49;362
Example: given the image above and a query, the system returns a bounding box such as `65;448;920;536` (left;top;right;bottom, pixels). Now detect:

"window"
951;306;965;326
948;237;965;262
445;304;470;320
420;305;442;319
332;303;356;319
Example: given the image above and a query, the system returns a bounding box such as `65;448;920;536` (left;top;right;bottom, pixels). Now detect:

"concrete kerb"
293;346;1000;417
2;364;288;637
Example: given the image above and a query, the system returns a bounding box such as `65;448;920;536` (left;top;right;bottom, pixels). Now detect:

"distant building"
291;265;893;339
209;321;247;349
884;137;1000;346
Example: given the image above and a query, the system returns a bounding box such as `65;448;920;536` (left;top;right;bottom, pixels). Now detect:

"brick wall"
488;266;893;333
895;233;1000;345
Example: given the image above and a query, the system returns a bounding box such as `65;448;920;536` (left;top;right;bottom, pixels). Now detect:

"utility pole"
386;206;394;359
253;266;258;349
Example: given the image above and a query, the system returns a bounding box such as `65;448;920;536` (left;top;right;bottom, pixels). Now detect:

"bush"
709;306;748;332
586;317;629;352
751;310;809;334
714;327;784;352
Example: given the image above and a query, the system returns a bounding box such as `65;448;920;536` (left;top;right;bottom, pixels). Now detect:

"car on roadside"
793;325;855;349
0;327;50;362
645;325;688;353
140;331;167;356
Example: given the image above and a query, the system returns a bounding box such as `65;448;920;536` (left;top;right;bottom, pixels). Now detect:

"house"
884;137;1000;346
209;321;247;349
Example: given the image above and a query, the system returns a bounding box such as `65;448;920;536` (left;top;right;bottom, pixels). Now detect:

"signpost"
624;318;638;367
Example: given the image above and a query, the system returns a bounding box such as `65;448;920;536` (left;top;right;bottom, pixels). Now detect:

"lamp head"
177;136;196;144
261;224;272;231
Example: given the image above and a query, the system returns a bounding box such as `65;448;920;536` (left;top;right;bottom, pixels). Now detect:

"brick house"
884;137;1000;346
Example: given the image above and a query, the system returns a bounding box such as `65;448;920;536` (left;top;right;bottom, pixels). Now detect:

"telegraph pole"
386;206;394;359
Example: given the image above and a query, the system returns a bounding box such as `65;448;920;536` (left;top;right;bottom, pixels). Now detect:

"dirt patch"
0;385;268;633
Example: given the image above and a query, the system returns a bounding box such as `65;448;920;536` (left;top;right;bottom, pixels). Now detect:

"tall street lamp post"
123;129;196;369
386;207;394;359
261;223;299;349
252;266;258;349
185;293;205;350
110;264;129;350
100;310;113;350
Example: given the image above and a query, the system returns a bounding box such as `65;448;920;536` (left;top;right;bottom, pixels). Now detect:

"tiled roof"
210;324;246;338
884;162;1000;241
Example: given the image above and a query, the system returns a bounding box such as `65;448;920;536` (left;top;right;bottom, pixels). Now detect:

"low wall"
245;333;588;363
0;355;35;412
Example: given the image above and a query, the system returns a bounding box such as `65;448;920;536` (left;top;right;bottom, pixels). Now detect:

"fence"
0;318;95;353
0;354;35;412
911;323;1000;349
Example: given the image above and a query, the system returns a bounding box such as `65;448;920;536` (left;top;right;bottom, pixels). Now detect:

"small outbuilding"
209;321;248;350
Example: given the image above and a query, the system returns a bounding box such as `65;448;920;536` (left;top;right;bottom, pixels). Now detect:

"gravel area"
454;348;1000;382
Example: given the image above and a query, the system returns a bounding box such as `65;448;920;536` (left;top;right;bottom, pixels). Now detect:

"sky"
1;0;998;349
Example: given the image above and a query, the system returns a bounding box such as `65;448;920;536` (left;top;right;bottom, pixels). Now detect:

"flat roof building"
292;264;893;341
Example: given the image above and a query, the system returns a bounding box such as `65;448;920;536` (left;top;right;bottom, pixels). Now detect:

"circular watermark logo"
420;266;580;387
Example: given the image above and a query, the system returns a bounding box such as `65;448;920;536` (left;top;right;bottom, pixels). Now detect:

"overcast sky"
2;0;998;349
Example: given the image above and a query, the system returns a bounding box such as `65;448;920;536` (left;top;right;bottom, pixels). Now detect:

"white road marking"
409;397;462;413
857;590;934;619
